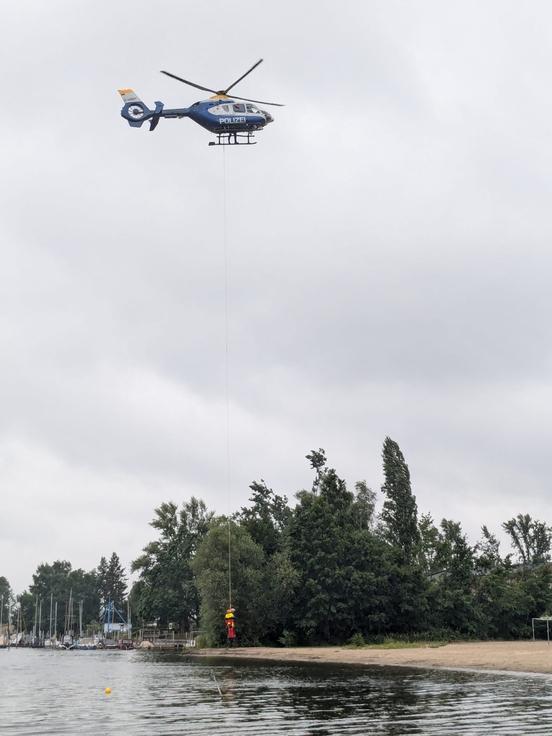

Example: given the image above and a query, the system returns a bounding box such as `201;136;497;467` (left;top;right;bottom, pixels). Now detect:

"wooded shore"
194;641;552;675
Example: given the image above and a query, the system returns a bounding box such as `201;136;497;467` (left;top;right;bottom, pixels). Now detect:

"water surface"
2;648;552;734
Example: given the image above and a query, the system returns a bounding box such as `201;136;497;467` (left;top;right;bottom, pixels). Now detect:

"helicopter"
118;58;283;146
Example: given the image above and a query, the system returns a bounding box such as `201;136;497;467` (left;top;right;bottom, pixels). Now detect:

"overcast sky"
3;1;552;591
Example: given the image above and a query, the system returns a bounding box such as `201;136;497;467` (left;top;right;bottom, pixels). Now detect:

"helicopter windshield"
246;104;261;114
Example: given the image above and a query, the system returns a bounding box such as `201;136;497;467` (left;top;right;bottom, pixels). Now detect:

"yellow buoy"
104;687;112;695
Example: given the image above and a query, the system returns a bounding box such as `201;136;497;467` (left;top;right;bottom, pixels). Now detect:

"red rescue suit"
225;608;236;642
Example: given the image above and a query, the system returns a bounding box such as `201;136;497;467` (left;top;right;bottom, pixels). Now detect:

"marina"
0;591;196;651
0;590;134;650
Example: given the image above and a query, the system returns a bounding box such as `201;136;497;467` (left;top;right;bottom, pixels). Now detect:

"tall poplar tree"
379;438;428;631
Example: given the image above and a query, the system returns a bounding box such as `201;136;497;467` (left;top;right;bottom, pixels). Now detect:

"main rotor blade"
224;58;264;94
229;94;285;107
160;70;217;94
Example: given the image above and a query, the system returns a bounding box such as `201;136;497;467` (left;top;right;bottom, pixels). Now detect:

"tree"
503;514;552;566
132;497;212;630
431;519;476;634
380;437;420;563
288;451;390;642
418;514;440;575
193;517;269;645
354;481;377;530
17;591;35;634
238;479;291;556
0;577;12;632
97;552;127;611
305;449;327;493
475;526;504;574
376;439;428;632
27;560;99;635
472;524;552;639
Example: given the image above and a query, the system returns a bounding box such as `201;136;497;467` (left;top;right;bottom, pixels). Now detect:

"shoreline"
192;641;552;675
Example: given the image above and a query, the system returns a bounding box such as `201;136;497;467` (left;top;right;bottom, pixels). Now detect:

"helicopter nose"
262;110;273;124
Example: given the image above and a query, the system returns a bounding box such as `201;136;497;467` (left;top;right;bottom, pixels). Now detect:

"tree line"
3;437;552;644
0;553;127;636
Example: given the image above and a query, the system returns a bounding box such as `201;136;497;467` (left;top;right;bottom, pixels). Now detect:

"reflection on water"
2;648;552;734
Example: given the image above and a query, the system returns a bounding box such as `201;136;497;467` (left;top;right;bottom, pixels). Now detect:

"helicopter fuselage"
119;92;273;135
189;97;273;133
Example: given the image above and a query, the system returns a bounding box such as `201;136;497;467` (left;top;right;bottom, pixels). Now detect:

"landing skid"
209;132;257;146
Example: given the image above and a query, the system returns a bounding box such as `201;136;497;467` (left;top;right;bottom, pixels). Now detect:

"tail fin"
118;89;150;127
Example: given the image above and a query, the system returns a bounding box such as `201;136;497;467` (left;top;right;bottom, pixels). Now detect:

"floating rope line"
210;668;223;699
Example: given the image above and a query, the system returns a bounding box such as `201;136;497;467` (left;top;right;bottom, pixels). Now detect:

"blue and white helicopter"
118;59;283;146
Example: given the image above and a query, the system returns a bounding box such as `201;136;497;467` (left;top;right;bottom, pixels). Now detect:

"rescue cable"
222;147;233;613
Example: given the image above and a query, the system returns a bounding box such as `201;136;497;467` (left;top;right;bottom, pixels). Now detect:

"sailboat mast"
68;588;73;638
49;593;53;641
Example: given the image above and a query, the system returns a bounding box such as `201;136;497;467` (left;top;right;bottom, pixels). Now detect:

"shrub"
348;632;366;647
278;629;298;647
195;634;209;649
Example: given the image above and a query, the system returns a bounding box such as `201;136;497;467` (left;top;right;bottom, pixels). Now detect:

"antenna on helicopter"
160;59;285;107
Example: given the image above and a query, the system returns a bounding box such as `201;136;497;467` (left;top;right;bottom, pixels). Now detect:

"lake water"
2;648;552;734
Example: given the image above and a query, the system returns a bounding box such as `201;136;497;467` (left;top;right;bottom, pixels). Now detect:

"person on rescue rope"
225;607;236;646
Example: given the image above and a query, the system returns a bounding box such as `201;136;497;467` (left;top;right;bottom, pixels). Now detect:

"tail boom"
118;89;188;131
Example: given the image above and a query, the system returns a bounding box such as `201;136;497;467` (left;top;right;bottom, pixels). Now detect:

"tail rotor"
118;89;151;128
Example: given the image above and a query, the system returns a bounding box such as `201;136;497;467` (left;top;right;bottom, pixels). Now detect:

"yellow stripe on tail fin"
118;88;141;104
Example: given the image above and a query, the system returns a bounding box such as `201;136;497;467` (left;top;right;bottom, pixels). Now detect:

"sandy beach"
195;641;552;674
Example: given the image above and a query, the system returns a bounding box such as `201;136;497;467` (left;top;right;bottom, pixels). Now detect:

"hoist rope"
222;145;232;610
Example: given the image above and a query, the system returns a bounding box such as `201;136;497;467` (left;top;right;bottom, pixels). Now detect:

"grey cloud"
2;0;552;589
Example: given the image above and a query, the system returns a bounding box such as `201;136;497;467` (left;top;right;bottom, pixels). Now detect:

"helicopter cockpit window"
232;103;245;113
222;104;229;112
246;104;260;114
